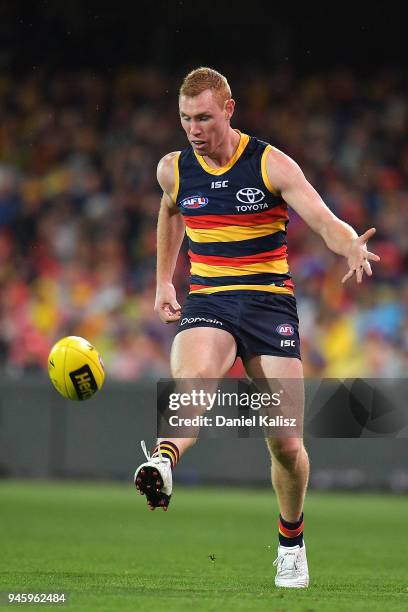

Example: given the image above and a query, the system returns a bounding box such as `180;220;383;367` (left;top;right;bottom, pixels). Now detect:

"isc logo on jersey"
180;195;208;209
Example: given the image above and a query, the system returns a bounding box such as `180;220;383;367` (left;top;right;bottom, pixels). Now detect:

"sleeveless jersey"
173;132;294;296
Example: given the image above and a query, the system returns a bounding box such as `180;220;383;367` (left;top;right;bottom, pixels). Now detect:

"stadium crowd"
0;67;407;379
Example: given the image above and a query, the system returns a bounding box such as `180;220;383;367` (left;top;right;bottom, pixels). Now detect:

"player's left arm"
265;147;380;283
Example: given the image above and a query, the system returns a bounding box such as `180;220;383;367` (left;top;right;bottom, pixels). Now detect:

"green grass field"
0;481;407;611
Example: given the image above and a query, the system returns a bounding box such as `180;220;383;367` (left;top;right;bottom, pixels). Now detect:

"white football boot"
134;441;173;511
273;544;309;588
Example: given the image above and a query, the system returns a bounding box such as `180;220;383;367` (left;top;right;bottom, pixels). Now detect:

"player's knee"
186;437;198;449
267;438;303;469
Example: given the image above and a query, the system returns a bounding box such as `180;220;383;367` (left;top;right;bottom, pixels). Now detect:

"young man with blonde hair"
135;67;379;588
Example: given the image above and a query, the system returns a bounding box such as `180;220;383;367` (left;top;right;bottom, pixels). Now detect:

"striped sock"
152;441;180;470
278;512;304;547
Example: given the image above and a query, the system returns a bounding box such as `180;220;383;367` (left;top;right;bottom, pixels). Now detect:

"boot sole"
134;465;171;508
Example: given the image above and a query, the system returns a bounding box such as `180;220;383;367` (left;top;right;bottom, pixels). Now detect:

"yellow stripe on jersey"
185;219;286;243
190;284;293;295
191;259;289;277
261;144;279;195
194;132;250;176
171;152;181;204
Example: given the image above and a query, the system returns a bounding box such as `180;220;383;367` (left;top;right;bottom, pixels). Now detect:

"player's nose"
190;122;202;136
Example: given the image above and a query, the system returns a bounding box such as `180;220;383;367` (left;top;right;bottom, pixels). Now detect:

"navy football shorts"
176;291;301;360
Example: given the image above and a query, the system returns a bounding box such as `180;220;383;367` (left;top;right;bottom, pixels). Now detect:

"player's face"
179;90;234;156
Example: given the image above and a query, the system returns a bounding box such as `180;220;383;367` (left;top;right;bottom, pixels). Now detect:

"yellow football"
48;336;105;401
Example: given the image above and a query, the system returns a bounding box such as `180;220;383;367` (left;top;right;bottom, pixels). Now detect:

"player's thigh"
243;355;304;404
244;355;305;450
244;354;303;380
171;326;237;378
165;328;236;438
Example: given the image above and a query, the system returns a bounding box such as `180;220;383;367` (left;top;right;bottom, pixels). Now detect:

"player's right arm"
265;147;380;284
155;152;185;323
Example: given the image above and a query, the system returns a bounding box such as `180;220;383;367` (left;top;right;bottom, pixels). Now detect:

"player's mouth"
191;140;206;149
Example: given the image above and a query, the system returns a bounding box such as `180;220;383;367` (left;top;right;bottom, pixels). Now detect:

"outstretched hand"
154;282;181;323
342;227;380;284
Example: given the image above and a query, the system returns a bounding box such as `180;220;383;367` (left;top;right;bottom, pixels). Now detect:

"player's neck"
202;128;241;169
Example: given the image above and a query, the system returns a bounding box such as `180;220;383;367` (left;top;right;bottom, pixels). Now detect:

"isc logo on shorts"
276;324;294;336
280;339;296;347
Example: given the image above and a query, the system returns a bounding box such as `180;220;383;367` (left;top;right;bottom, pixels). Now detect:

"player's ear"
224;98;235;120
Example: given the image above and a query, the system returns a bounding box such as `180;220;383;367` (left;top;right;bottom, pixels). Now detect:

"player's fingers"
341;269;354;283
160;304;181;323
362;259;372;276
163;302;176;313
356;266;363;283
165;303;181;315
163;307;180;317
366;251;380;262
159;313;176;323
164;313;181;324
359;227;376;243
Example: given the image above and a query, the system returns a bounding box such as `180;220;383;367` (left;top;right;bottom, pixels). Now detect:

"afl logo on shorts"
236;187;265;204
180;195;208;209
276;323;294;336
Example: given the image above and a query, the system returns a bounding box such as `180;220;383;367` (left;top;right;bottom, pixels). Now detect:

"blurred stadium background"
0;2;407;483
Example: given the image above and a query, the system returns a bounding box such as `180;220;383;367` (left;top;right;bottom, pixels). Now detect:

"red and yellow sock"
152;441;180;470
278;512;304;547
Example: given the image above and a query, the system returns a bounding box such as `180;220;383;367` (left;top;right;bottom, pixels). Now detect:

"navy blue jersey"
174;132;294;295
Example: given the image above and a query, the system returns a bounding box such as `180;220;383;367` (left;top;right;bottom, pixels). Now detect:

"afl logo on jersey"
180;195;209;209
276;323;294;336
236;187;265;204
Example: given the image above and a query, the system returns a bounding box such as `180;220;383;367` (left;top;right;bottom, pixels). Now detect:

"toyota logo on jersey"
276;324;295;336
236;187;265;204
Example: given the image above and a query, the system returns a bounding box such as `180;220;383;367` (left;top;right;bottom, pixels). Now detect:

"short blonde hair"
179;67;232;107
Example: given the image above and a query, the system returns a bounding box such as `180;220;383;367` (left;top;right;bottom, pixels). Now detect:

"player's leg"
164;326;238;454
135;326;237;510
244;354;309;587
244;355;309;521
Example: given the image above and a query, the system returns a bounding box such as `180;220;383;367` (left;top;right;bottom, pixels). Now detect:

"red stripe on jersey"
188;245;288;266
184;206;288;229
189;284;211;291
